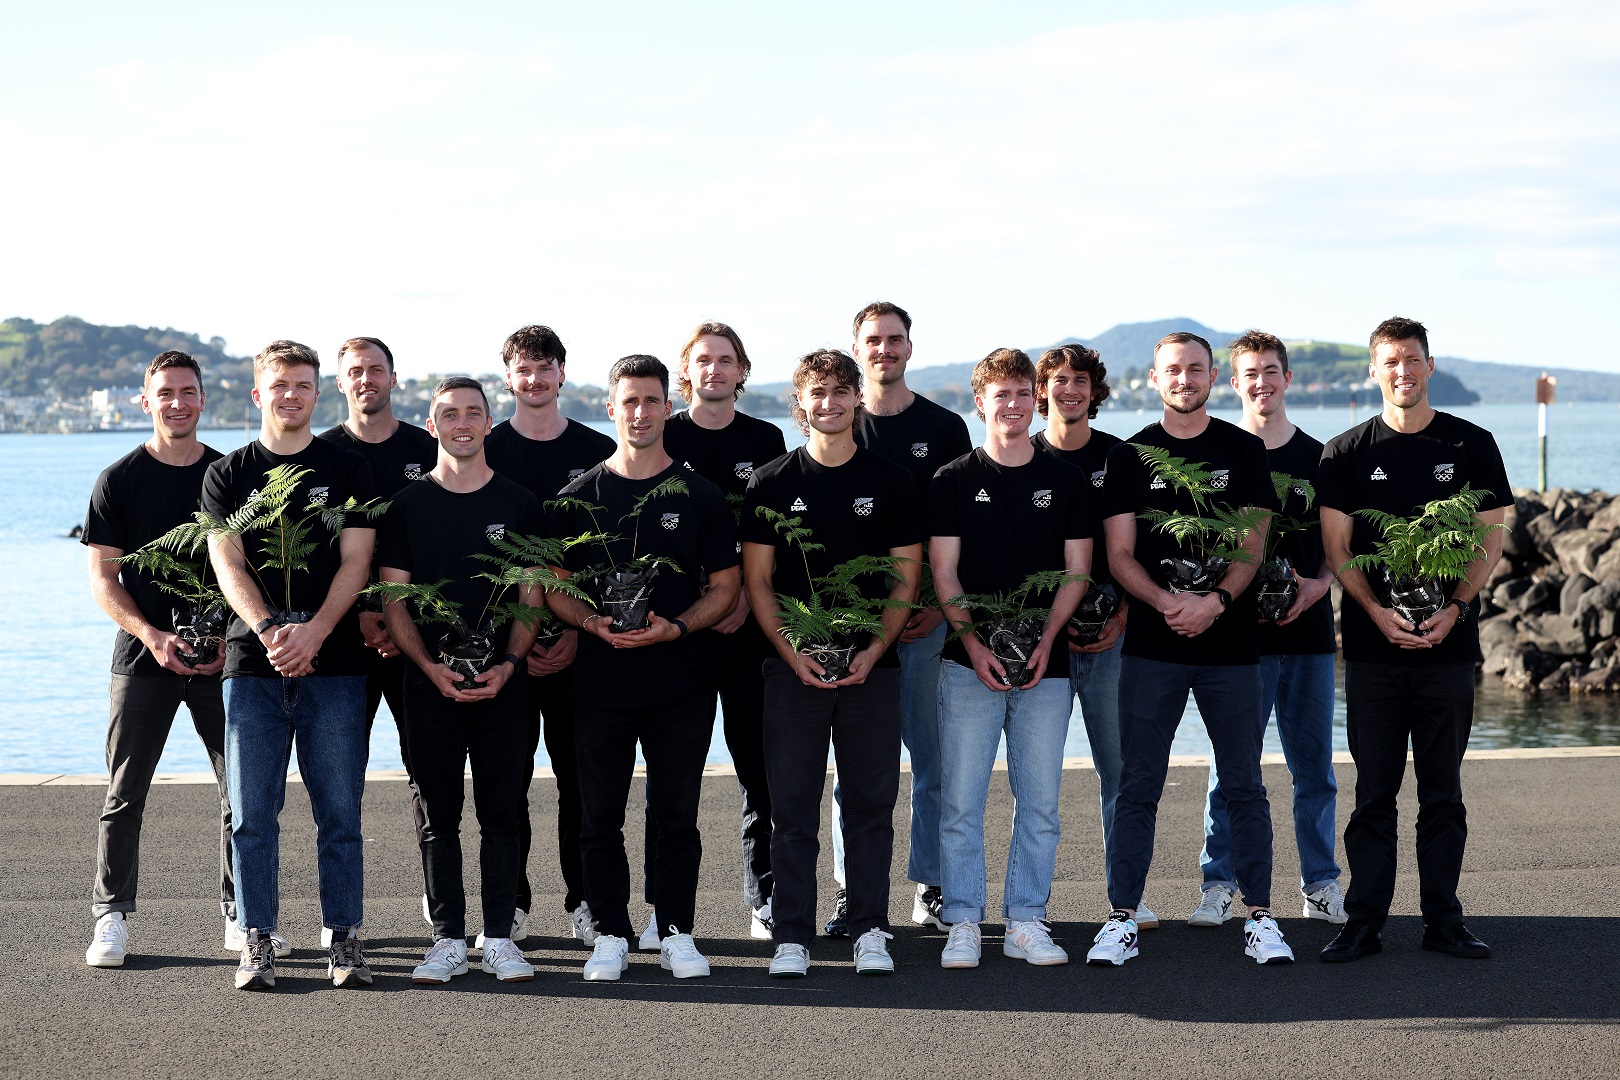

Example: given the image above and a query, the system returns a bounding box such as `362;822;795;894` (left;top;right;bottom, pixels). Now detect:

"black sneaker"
823;888;850;937
235;928;276;990
327;931;375;987
911;885;946;931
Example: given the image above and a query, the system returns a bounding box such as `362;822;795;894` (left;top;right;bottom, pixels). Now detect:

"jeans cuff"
92;901;136;917
1202;879;1239;894
1301;877;1339;895
1004;907;1048;923
940;906;982;925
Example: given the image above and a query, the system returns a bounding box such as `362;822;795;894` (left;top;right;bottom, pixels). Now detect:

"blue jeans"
936;659;1070;924
1068;633;1125;897
831;621;946;887
224;676;368;934
1110;657;1272;911
1201;652;1340;893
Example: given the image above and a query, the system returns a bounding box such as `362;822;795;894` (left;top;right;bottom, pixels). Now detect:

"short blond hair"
253;340;320;383
970;348;1034;421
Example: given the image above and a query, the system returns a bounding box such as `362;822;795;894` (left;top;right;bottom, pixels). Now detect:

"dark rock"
1589;499;1620;534
1593;546;1620;583
1520;613;1589;657
1575;581;1620;643
1478;613;1521;655
1561;573;1597;617
1526;512;1567;561
1576;665;1620;693
1517;573;1564;615
1501;645;1557;691
1593;639;1620;667
1552;529;1614;579
1540;660;1583;693
1492;578;1533;611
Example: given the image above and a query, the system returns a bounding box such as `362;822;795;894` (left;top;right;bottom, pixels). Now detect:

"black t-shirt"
1316;411;1511;667
1256;427;1336;656
1031;426;1122;588
1102;418;1279;666
201;438;378;678
82;443;224;676
485;418;616;502
550;461;738;702
375;474;543;658
318;420;439;499
928;448;1090;668
664;409;789;660
854;393;974;519
739;447;923;669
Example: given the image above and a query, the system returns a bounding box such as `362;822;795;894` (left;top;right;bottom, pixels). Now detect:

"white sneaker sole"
1134;908;1161;931
940;952;980;970
583;958;629;981
1303;902;1349;925
85;949;125;968
411;963;469;985
750;918;774;940
770;962;809;978
1085;945;1138;967
1004;944;1069;966
1187;908;1236;927
1246;946;1296;965
662;958;712;979
912;897;947;931
856;959;895;975
485;965;536;983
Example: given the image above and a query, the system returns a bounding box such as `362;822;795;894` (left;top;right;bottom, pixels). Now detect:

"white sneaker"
940;920;981;969
660;930;712;979
86;912;128;967
1134;901;1160;931
412;937;470;984
638;910;662;951
912;884;946;930
477;908;528;950
225;920;292;959
1004;919;1070;966
583;935;631;981
1188;885;1237;927
854;928;895;975
481;937;536;982
1303;882;1348;924
571;902;599;946
750;900;775;940
1244;913;1296;965
1086;911;1139;966
421;893;432;927
769;943;810;978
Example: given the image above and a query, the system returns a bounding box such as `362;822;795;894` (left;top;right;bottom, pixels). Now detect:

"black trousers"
1342;661;1474;928
763;661;900;946
575;690;715;940
522;670;584;914
364;650;425;840
403;667;530;941
95;674;233;917
642;644;775;911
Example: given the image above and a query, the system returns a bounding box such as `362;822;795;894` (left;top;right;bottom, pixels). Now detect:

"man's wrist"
252;616;279;636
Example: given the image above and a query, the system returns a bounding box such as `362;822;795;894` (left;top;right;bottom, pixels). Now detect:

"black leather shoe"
1422;922;1491;959
1320;922;1382;963
823;888;850;937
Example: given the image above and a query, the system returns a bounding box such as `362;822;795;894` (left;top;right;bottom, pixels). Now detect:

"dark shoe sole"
1320;942;1381;963
1422;940;1491;959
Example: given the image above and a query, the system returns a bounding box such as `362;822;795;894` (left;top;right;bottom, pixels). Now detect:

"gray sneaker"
235;929;276;990
1188;886;1237;927
327;931;374;988
1303;881;1348;924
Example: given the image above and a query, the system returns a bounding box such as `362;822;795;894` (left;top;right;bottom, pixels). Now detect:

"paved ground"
2;753;1619;1079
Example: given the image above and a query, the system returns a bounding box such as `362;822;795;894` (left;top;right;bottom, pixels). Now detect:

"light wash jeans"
1068;633;1125;897
936;659;1070;924
832;621;946;887
225;675;368;934
1201;652;1340;893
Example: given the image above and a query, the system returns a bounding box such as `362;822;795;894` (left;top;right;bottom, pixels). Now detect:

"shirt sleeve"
1244;438;1281;511
344;451;379;509
374;498;411;575
700;486;741;573
81;466;127;549
889;468;925;549
1101;442;1138;519
737;470;776;547
200;456;234;521
927;468;961;539
1058;461;1090;540
1314;438;1351;513
1467;426;1513;512
943;411;973;461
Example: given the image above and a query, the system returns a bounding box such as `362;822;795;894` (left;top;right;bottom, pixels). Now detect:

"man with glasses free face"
82;351;235;968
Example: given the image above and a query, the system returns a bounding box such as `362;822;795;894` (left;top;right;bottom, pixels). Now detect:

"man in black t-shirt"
1030;344;1154;926
81;351;234;969
837;300;972;935
375;378;542;986
483;325;615;946
740;349;922;976
930;349;1091;970
203;340;379;991
663;321;787;945
544;355;740;983
1317;318;1509;964
1198;332;1344;928
1088;332;1292;968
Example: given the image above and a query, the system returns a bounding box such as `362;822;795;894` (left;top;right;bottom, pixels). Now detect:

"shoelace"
593;937;627;962
425;938;462;965
1096;914;1134;943
664;930;701;961
332;935;364;970
486;939;524;968
1248;917;1285;944
946;922;978;951
246;933;275;968
855;930;894;958
776;944;808;963
1015;920;1056;947
97;919;125;944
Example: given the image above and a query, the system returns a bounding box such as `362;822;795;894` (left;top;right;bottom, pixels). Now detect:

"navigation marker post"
1536;372;1556;492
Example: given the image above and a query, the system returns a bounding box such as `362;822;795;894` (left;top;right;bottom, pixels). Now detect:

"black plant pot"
1068;583;1120;646
173;603;228;667
802;635;863;684
1379;568;1448;635
980;617;1045;688
438;628;498;690
600;567;659;633
1159;555;1232;595
1255;557;1298;622
533;619;567;648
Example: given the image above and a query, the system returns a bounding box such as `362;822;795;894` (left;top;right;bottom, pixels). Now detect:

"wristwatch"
503;652;524;672
1212;588;1232;608
672;618;690;638
253;617;279;636
1446;597;1471;622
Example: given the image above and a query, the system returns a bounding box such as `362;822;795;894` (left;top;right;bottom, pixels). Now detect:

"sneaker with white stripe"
1086;911;1139;966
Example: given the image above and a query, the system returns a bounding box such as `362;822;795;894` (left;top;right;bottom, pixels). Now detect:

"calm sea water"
3;401;1617;775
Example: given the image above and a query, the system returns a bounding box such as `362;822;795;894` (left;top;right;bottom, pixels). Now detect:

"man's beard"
1162;387;1210;414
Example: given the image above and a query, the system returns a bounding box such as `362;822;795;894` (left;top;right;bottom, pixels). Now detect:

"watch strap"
672;618;689;638
1213;588;1232;608
253;617;279;636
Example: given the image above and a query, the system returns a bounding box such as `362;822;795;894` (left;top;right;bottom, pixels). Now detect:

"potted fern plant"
1342;484;1503;634
1068;582;1119;646
116;539;228;667
946;569;1088;688
755;506;915;683
1254;471;1315;622
1133;444;1271;595
547;476;689;632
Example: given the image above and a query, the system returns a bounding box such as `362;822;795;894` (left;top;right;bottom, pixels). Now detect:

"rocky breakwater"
1479;488;1620;692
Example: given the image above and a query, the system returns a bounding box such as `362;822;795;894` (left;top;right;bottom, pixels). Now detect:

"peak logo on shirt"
1149;476;1167;490
681;461;695;471
308;486;331;505
790;497;808;511
403;463;424;481
1434;463;1455;482
486;523;506;542
911;442;929;459
1371;467;1388;481
660;512;680;530
853;497;874;517
975;488;991;503
1091;469;1106;488
734;462;754;480
1208;470;1229;491
1032;489;1053;508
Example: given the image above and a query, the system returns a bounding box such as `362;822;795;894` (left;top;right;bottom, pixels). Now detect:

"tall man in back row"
1317;317;1509;963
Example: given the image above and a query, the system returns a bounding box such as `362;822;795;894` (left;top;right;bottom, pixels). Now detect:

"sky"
2;0;1617;386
